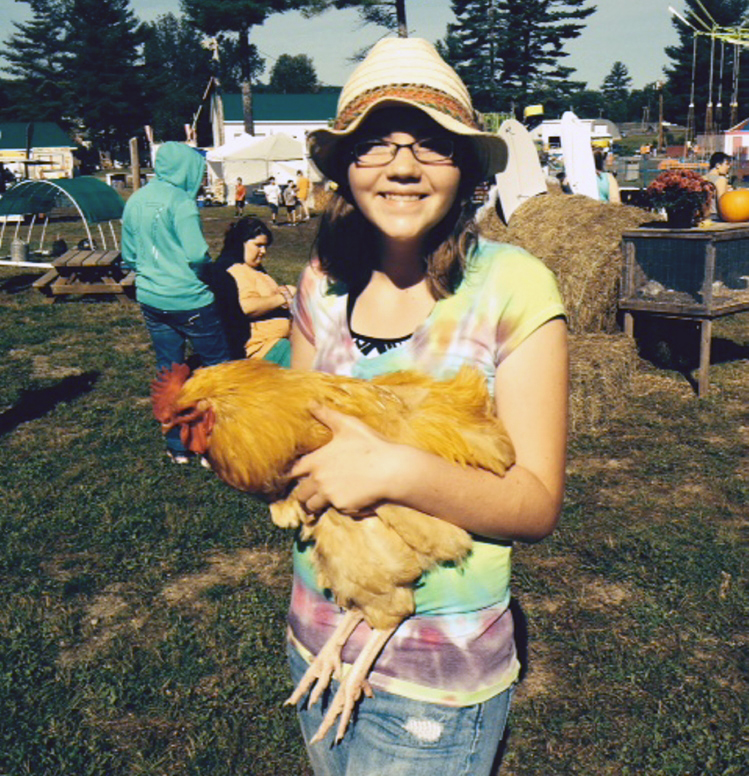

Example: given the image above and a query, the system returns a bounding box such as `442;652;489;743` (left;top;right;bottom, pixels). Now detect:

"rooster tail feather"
151;363;192;424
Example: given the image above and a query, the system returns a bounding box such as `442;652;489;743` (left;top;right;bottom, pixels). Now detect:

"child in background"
283;179;298;225
234;177;247;216
263;176;281;225
296;169;311;221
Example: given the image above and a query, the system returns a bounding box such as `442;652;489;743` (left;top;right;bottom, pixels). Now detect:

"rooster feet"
285;610;364;707
309;660;375;744
310;625;397;745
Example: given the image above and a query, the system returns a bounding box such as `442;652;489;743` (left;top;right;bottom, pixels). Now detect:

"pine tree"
441;0;595;115
601;61;632;123
439;0;504;113
664;0;749;132
1;0;69;122
601;62;632;102
62;0;146;155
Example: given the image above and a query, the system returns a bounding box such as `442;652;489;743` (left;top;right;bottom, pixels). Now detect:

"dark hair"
593;149;606;172
709;151;732;170
220;217;273;264
314;137;483;298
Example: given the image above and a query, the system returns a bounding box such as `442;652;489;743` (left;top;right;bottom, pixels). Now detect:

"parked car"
247;186;268;206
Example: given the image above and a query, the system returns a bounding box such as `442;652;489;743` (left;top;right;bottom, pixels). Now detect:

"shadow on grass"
633;316;749;393
0;272;44;294
0;371;99;437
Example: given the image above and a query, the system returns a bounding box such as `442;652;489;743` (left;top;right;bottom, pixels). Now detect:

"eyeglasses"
352;137;455;166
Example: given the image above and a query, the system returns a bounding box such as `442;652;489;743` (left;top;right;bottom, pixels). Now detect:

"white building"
530;118;621;152
214;91;340;146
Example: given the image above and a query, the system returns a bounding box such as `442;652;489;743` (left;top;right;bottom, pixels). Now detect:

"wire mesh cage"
620;226;749;317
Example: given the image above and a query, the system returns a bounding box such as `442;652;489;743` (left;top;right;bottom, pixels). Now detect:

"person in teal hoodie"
122;141;231;464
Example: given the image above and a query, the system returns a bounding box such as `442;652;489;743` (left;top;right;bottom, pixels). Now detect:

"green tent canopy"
0;176;124;222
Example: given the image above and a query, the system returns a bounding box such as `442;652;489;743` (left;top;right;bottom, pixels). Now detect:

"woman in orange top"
210;218;296;366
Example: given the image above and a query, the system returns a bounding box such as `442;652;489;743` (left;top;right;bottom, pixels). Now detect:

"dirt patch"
160;548;291;607
58;585;135;668
514;642;557;699
578;578;633;609
30;356;83;380
566;457;635;476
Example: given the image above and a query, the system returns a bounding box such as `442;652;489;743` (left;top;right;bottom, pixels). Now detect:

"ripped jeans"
288;643;514;776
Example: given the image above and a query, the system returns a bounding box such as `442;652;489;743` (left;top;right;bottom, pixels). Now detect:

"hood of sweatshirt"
154;141;205;198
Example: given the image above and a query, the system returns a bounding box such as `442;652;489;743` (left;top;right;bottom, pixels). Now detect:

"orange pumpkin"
718;188;749;222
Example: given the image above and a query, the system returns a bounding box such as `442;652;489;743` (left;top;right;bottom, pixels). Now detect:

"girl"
594;149;621;204
210;217;295;366
287;37;567;776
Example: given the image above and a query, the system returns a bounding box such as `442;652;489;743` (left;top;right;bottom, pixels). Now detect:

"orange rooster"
151;358;514;743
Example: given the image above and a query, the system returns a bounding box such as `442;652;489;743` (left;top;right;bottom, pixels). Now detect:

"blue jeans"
288;643;514;776
140;302;231;454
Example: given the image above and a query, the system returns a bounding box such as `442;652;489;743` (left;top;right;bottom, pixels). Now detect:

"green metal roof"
0;177;124;222
0;122;77;151
222;92;340;123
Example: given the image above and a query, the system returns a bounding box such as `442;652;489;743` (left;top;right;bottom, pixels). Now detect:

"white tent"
206;133;306;196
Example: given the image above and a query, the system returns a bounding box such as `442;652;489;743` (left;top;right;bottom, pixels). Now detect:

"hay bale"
568;333;639;434
312;184;334;213
479;191;660;334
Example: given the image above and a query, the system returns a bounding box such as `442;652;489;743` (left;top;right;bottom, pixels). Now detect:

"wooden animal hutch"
620;224;749;396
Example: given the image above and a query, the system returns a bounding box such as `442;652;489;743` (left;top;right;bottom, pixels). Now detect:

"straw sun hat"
308;37;507;183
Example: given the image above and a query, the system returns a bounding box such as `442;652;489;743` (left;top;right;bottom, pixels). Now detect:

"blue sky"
0;0;680;92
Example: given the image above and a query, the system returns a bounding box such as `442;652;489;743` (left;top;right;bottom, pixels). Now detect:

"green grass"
0;203;747;774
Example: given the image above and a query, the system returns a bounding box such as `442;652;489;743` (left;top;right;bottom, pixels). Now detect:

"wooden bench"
33;250;135;303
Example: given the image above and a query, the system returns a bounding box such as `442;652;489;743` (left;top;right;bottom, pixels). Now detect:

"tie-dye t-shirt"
288;237;565;706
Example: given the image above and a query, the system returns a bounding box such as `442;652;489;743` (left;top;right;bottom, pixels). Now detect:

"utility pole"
396;0;407;37
200;37;225;148
657;81;664;154
129;137;141;191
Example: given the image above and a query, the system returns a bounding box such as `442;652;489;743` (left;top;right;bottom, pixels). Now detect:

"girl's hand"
290;405;401;516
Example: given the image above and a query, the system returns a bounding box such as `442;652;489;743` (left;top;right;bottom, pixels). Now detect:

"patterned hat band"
334;85;481;132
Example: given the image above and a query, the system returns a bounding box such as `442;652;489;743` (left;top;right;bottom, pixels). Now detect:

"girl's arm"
608;173;621;204
290;318;317;369
290;318;568;543
238;284;295;317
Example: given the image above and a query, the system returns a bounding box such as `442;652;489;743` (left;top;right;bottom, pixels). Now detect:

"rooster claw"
309;676;374;744
284;642;344;708
285;610;364;710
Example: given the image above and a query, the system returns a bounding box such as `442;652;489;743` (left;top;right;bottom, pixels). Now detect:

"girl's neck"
376;238;426;288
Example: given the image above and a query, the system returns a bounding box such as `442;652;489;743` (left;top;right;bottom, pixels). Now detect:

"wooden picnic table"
32;249;135;302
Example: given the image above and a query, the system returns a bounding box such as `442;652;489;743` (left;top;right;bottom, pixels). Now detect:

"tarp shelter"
206;133;306;190
0;176;125;256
